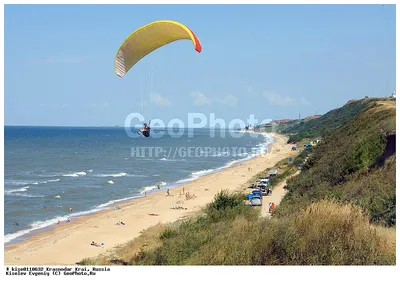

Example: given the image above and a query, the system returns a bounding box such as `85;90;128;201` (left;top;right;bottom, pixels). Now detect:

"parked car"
258;179;270;186
252;190;262;199
269;169;278;177
261;188;272;196
258;178;270;182
250;195;262;206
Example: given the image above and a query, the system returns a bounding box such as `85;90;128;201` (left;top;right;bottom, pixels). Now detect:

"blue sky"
4;4;396;126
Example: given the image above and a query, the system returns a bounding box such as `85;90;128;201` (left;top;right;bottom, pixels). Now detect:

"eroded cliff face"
375;132;396;168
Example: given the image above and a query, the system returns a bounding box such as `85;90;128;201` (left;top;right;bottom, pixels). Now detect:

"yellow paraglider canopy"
114;20;202;78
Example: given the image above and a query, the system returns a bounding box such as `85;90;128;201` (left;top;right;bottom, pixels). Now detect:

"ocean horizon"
4;126;273;245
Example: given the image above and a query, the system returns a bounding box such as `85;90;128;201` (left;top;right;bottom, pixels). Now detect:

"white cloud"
149;92;172;106
191;91;238;107
214;94;238;107
191;91;212;105
262;91;296;105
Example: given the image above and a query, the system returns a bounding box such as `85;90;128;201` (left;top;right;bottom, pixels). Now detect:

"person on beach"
167;189;170;196
269;202;275;213
69;206;72;213
157;184;160;190
91;241;104;247
183;187;185;194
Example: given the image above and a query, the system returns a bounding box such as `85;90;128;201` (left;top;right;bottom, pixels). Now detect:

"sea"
4;126;273;245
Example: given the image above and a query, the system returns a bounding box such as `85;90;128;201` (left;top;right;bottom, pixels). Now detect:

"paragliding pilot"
138;122;151;137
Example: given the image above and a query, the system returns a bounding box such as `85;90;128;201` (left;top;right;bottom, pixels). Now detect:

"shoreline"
4;131;272;246
4;132;292;265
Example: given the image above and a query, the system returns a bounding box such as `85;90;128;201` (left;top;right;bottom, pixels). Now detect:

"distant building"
391;91;396;99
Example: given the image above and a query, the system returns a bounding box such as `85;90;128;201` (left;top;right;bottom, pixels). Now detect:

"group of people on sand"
185;192;196;200
171;205;187;210
52;206;74;225
56;218;71;225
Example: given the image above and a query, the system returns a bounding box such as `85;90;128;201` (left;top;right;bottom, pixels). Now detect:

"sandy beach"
4;132;295;265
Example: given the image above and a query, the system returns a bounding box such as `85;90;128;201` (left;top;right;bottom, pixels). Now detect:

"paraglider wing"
114;20;202;78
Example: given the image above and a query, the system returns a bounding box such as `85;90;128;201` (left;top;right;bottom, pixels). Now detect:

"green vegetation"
116;193;394;265
79;98;396;266
275;99;396;227
281;98;389;143
133;191;259;265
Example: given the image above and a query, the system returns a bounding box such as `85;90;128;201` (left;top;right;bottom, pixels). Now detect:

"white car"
251;195;262;206
258;178;270;183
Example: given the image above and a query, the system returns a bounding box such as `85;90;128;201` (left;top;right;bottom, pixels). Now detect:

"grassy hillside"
80;98;396;266
275;100;396;227
87;192;394;265
281;98;391;143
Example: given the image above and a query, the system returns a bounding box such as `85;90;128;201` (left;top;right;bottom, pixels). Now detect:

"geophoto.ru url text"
131;146;271;158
